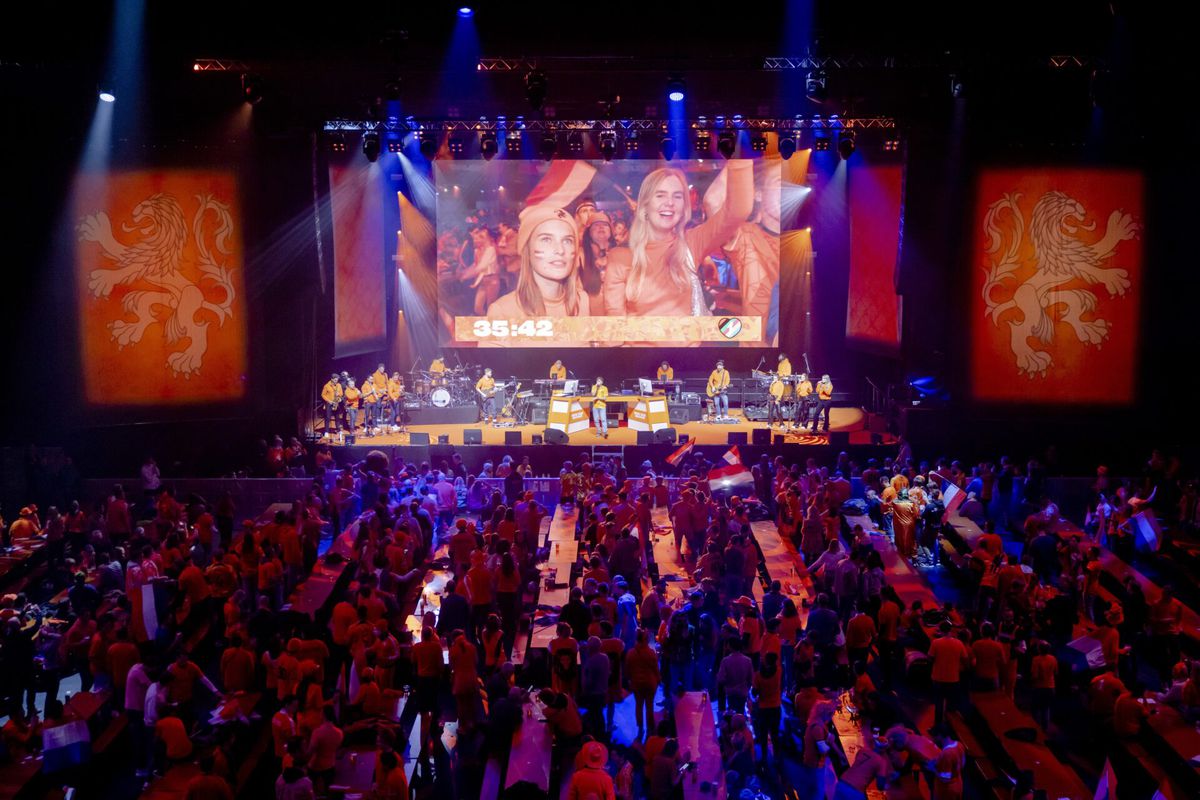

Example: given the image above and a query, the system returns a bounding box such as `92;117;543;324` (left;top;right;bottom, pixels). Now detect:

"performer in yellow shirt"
591;377;609;438
656;361;674;381
793;373;814;431
549;360;567;381
776;352;793;399
476;368;497;424
343;379;362;434
387;372;405;430
370;363;388;429
706;360;731;419
768;373;786;428
815;374;834;434
430;356;447;387
321;373;343;437
361;377;380;433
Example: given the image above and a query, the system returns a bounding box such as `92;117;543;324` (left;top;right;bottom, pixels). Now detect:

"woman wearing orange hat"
604;160;753;319
580;211;613;314
486;205;590;320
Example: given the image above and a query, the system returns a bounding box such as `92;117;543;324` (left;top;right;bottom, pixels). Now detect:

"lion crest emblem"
981;191;1139;377
78;193;236;377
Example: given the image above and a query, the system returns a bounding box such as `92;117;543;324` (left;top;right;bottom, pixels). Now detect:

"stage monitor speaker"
668;406;692;425
532;434;543;445
409;432;430;445
654;428;677;445
751;427;771;446
437;434;450;444
728;432;748;445
679;434;690;444
344;434;356;445
504;431;522;446
829;431;849;449
463;429;483;445
544;428;569;445
530;402;549;425
773;434;785;446
636;430;655;445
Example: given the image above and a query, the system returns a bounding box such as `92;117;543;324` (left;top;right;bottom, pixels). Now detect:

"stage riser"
406;406;481;425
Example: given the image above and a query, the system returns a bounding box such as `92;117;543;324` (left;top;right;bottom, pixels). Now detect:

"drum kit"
408;364;478;408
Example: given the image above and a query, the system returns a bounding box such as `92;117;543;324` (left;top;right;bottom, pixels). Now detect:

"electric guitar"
706;370;730;398
500;382;521;418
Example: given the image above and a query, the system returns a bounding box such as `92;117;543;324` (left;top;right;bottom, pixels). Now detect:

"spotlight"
805;71;827;103
778;135;796;160
599;130;616;162
362;131;380;162
448;135;465;156
567;130;584;154
457;6;473;17
660;134;676;160
751;133;767;152
539;133;557;160
98;89;115;103
524;70;548;111
883;137;900;152
666;75;686;103
814;138;830;152
419;132;438;159
386;137;403;153
329;132;347;153
717;131;736;159
505;131;522;155
695;131;711;153
624;131;639;152
480;131;498;160
837;130;856;160
241;73;264;105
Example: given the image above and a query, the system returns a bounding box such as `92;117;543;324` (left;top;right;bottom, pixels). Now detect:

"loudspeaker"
532;434;544;445
751;427;771;446
463;429;483;445
654;427;677;444
409;432;430;445
504;431;522;446
544;428;569;444
679;434;690;444
829;431;849;449
530;402;549;425
636;430;655;445
344;434;356;445
728;432;748;445
437;434;450;444
669;406;692;424
773;434;785;446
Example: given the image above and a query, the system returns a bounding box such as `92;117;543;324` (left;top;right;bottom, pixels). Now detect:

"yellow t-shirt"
344;387;361;408
818;380;833;400
550;364;567;380
657;366;674;381
476;376;496;396
777;359;792;378
387;378;403;401
708;369;730;395
372;369;388;391
321;381;343;404
796;380;813;398
769;379;785;400
361;380;378;404
430;359;446;374
592;385;609;408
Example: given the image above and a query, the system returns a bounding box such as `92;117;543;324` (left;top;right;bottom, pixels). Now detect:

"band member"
430;355;446;374
776;352;793;398
486;205;591;322
343;379;362;433
550;360;567;381
337;371;351;429
656;361;674;382
591;377;609;438
604;160;754;319
476;368;497;424
767;372;787;428
371;363;388;428
387;372;405;429
321;373;343;436
707;360;731;419
361;376;380;432
815;374;834;434
793;372;814;430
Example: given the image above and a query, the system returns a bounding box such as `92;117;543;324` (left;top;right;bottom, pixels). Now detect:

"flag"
665;438;694;467
707;463;754;494
930;470;966;522
721;445;742;466
524;161;597;209
1094;761;1116;799
141;582;160;641
42;720;91;773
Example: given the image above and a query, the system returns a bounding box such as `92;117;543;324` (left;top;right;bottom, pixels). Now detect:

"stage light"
329;132;347;153
480;131;498;160
599;130;616;162
884;137;900;152
805;70;827;103
505;131;521;155
241;73;264;105
448;134;465;156
386;137;403;153
362;131;380;162
625;131;639;152
814;139;830;152
751;133;767;152
384;79;402;102
98;89;115;103
524;70;547;111
695;131;711;153
837;130;856;159
539;133;557;160
660;134;676;160
419;132;438;159
567;130;584;154
717;131;736;159
666;75;686;103
458;6;473;17
778;135;797;159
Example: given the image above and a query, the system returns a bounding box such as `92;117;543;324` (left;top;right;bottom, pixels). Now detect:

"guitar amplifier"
682;392;701;406
669;404;701;423
530;401;549;425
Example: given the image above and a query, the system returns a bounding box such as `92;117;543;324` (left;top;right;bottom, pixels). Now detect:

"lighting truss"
324;116;896;134
192;58;251;72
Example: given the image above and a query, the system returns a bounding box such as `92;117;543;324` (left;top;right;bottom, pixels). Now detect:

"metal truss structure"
324;116;896;134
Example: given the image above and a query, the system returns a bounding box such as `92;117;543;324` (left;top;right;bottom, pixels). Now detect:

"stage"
315;407;887;448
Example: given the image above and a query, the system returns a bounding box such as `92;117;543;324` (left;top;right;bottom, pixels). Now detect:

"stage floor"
317;407;884;447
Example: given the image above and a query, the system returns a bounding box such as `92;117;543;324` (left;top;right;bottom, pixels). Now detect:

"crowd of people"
0;441;1196;800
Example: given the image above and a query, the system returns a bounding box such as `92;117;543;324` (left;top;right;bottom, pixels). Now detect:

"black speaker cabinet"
532;434;544;445
463;429;483;445
727;432;748;445
655;427;677;444
636;430;655;445
437;434;450;444
504;431;522;446
751;427;772;446
409;432;430;445
544;428;569;445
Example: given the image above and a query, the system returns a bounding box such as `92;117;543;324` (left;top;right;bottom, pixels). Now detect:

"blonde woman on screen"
603;160;754;318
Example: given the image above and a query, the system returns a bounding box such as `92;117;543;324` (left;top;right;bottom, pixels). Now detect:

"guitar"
500;382;521;418
706;371;730;398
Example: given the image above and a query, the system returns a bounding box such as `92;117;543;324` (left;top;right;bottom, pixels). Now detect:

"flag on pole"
721;445;742;466
524;161;598;209
1093;758;1117;800
665;438;694;466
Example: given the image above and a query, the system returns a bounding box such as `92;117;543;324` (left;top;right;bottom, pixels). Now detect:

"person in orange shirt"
305;707;343;791
376;750;410;800
220;633;257;693
625;629;659;737
320;373;343;437
448;630;479;733
154;711;193;766
930;724;966;800
271;696;299;761
971;622;1008;692
1029;640;1058;730
168;651;218;706
928;622;969;724
549;359;567;380
465;559;494;642
1112;682;1151;738
846;607;877;668
567;741;616;800
411;627;443;753
342;379;361;434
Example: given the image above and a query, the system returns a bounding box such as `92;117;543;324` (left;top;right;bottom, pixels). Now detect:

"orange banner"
74;170;247;405
971;169;1143;404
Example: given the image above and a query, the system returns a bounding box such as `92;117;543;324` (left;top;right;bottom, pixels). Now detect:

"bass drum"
430;388;452;408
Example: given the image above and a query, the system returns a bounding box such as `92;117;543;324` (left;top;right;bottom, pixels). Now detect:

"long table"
1145;703;1200;793
674;691;727;800
749;520;812;624
505;698;553;792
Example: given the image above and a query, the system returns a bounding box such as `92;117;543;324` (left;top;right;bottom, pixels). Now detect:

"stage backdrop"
74;170;247;405
846;163;903;350
330;161;387;357
971;168;1143;404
